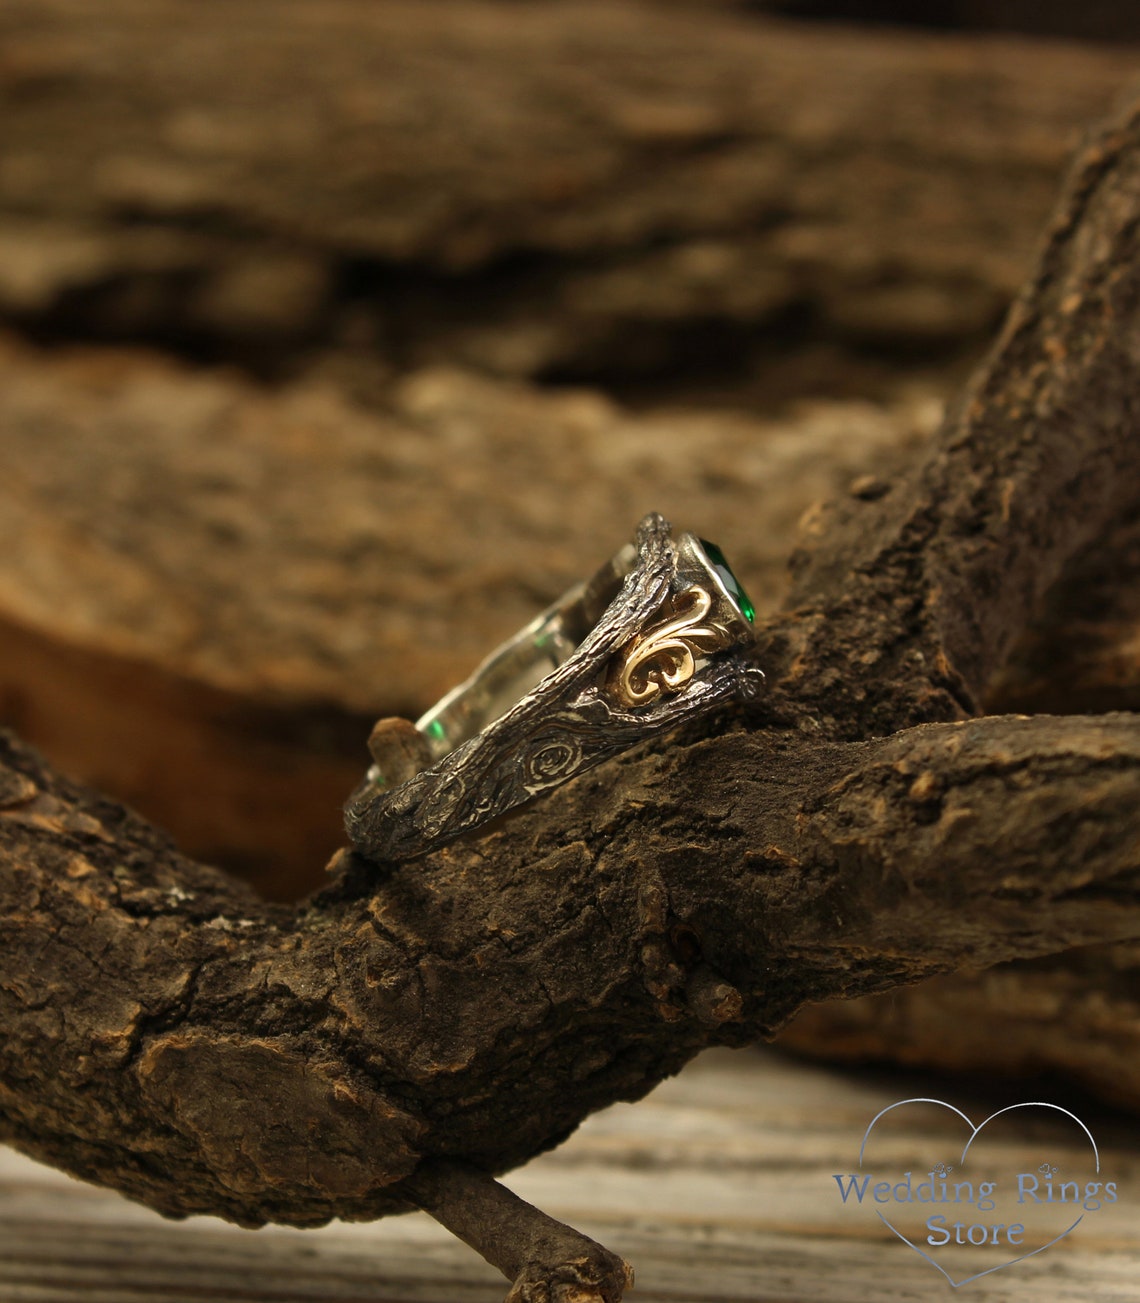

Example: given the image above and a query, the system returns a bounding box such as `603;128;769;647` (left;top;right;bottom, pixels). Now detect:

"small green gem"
699;538;755;623
426;719;447;742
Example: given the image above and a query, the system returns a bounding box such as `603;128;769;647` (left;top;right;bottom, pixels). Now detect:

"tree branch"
2;707;1139;1245
4;56;1140;1303
769;101;1140;734
403;1159;634;1303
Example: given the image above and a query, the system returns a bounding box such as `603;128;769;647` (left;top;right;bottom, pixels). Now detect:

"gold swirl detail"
607;586;732;708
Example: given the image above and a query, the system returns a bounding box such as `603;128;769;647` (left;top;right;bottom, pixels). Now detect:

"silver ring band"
344;513;764;862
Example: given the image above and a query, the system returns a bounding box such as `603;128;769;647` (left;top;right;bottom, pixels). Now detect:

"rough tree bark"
4;75;1140;1303
780;499;1140;1098
1;0;1136;389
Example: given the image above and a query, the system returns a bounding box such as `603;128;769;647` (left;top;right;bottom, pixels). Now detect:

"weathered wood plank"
2;1049;1139;1301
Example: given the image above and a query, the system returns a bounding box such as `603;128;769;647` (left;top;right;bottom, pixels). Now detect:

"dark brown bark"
1;0;1135;390
4;705;1140;1223
777;503;1140;1094
404;1159;634;1303
5;45;1140;1303
757;84;1140;735
985;502;1140;718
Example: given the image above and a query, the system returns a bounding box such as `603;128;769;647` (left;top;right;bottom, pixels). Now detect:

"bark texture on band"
4;56;1140;1303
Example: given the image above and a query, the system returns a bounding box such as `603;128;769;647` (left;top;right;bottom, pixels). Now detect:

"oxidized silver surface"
344;513;764;862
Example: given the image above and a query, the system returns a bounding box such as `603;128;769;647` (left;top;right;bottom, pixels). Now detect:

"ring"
344;512;765;862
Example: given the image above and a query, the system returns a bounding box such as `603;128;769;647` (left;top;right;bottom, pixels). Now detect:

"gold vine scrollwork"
607;586;732;708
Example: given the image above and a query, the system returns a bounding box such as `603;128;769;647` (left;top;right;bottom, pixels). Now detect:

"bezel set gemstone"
697;537;755;624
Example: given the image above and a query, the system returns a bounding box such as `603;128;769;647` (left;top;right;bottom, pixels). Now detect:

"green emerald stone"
699;538;755;623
